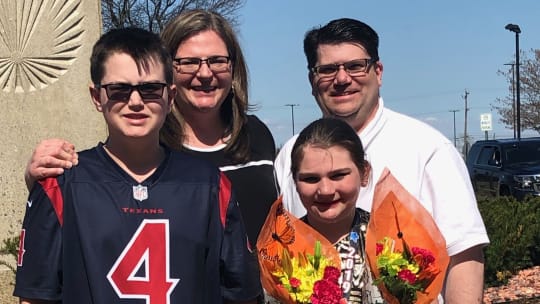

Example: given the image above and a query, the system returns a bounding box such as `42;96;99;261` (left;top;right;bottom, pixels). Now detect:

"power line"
463;89;470;156
449;109;460;147
284;104;300;135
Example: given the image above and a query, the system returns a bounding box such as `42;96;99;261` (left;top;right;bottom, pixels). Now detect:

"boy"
14;27;260;303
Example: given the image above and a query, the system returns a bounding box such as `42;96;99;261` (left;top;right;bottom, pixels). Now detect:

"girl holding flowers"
261;118;446;303
287;117;383;303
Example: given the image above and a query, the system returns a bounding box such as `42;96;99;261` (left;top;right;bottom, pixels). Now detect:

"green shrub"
478;195;540;287
0;235;19;274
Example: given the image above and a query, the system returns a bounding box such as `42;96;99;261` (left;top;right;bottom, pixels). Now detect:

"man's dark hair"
303;18;379;70
90;27;173;85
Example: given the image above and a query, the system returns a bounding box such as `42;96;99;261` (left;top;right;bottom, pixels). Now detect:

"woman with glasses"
24;10;278;248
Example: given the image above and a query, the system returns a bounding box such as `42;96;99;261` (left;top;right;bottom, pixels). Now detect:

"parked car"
466;137;540;199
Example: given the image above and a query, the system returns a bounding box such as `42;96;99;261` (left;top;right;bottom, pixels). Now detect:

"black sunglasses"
96;82;168;101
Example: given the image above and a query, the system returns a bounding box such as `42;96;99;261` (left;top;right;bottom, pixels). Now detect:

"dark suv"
466;137;540;199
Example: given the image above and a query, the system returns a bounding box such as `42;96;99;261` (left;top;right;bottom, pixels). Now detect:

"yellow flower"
272;242;336;303
406;263;420;274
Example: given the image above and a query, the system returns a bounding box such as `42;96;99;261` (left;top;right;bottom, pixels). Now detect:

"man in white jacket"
275;18;489;303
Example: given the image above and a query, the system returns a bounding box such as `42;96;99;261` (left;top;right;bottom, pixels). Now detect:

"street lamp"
505;23;521;139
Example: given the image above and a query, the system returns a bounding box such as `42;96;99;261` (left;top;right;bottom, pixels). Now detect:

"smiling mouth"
193;86;216;92
314;199;340;207
331;91;357;97
124;113;148;119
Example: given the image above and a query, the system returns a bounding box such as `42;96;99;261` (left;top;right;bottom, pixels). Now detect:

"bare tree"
492;49;540;133
101;0;245;33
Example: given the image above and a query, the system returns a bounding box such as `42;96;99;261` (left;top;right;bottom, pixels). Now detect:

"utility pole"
504;62;516;138
285;104;299;135
449;109;460;147
463;90;470;156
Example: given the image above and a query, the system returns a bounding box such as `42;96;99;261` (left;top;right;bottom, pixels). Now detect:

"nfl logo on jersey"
132;185;148;202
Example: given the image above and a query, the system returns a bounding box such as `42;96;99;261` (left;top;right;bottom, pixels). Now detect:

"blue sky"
237;0;540;148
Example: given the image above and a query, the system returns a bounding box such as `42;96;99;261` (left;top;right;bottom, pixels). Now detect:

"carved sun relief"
0;0;83;93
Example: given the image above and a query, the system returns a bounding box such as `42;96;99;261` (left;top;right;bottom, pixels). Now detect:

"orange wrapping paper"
257;197;341;304
365;169;450;304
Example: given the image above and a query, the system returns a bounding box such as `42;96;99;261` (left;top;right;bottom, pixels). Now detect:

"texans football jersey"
14;143;261;303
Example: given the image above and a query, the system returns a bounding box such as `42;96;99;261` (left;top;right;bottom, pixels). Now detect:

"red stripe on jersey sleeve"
39;178;64;227
218;172;232;228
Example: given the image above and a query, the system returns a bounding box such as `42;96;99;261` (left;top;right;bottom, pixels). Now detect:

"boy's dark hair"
303;18;379;70
90;27;173;85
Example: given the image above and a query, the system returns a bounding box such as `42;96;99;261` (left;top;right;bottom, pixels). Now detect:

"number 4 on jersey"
107;219;179;304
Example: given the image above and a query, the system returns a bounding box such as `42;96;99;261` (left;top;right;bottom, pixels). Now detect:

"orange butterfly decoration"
257;197;341;302
271;202;295;245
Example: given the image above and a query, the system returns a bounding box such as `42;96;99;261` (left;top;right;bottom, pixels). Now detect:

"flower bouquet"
272;241;343;304
374;237;439;304
365;169;449;304
257;197;342;304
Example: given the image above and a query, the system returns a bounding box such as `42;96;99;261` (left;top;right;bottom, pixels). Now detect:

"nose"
334;65;351;85
316;178;335;196
197;60;213;78
127;90;144;108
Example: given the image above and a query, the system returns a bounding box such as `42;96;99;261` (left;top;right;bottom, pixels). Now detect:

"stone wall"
0;0;103;299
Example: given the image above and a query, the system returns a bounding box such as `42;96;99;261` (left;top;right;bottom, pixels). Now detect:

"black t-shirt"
183;115;279;245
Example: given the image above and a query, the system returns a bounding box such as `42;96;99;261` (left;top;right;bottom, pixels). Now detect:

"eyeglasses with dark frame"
311;58;378;78
95;82;168;102
173;56;231;74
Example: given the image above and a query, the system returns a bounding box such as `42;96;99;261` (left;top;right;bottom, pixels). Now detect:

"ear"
308;71;317;97
166;84;176;113
360;161;372;187
89;84;104;112
375;61;383;87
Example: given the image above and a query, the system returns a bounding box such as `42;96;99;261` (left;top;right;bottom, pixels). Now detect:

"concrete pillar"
0;1;104;301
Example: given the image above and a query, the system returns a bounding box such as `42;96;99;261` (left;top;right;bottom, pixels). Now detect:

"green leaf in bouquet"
313;240;321;271
281;248;293;278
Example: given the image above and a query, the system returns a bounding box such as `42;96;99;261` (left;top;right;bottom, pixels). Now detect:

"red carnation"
398;269;417;284
311;278;342;304
412;247;435;268
376;242;383;255
289;277;301;289
323;266;341;282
